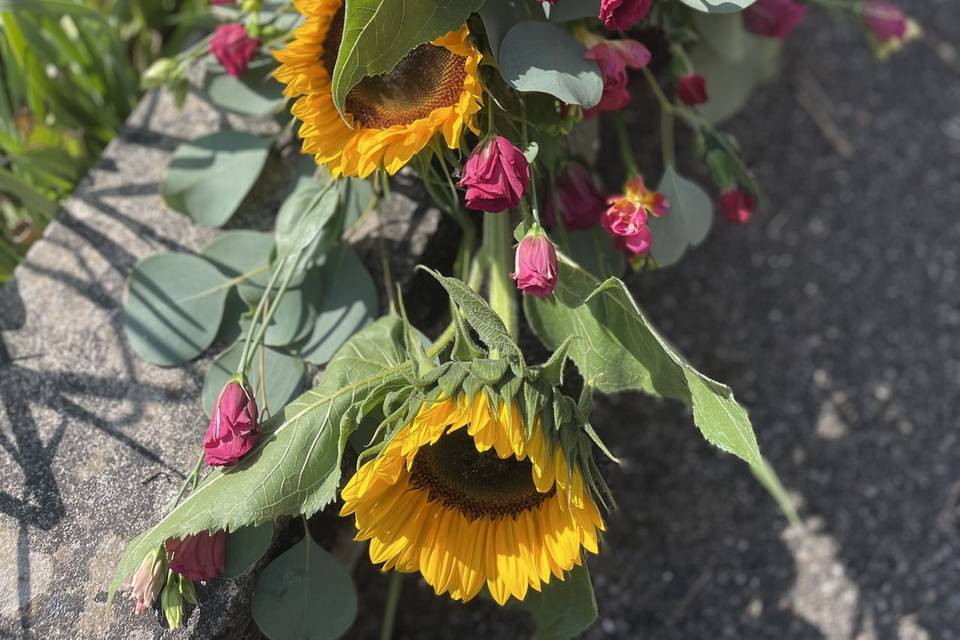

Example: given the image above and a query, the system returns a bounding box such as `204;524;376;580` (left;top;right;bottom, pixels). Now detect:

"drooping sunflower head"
273;0;483;178
340;362;608;605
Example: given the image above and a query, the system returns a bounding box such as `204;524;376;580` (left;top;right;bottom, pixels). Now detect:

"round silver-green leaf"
647;167;714;267
222;522;274;579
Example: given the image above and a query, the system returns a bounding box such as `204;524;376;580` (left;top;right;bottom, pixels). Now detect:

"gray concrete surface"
2;0;959;637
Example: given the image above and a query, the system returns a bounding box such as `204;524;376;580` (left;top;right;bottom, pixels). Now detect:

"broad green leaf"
676;0;756;13
647;167;713;267
222;522;274;579
478;0;532;59
566;227;625;280
330;0;485;117
524;258;797;519
499;21;602;108
204;59;286;117
123;253;230;366
547;0;600;22
251;536;357;640
201;341;305;417
162;131;271;227
523;565;597;640
108;317;410;601
691;11;747;62
202;230;274;305
296;247;377;365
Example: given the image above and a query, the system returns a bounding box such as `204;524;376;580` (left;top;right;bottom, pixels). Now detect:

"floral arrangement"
110;0;915;636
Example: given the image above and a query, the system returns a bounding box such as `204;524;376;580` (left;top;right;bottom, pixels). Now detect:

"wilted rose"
544;164;607;231
719;188;755;224
204;379;259;466
676;74;708;106
744;0;808;39
210;23;259;77
458;136;530;213
601;176;668;255
512;226;558;298
127;546;166;615
165;531;225;582
599;0;652;31
583;38;651;118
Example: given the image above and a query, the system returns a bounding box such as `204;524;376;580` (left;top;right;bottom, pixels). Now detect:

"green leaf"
547;0;600;22
647;167;713;267
222;522;274;579
524;257;797;520
499;21;602;107
330;0;485;118
676;0;756;13
201;230;275;305
691;11;747;62
204;59;286;117
201;341;305;417
241;287;317;347
162;131;271;227
566;227;625;280
108;317;409;602
478;0;533;59
294;247;377;365
275;177;339;260
123;253;230;366
523;565;597;640
251;536;357;640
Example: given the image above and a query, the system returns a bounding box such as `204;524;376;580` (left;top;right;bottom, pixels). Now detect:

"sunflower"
340;392;605;605
273;0;483;178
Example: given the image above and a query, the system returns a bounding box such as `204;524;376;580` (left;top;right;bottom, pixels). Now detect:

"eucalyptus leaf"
547;0;600;22
124;253;229;366
240;287;316;347
499;21;603;108
275;178;339;260
201;341;305;417
523;565;597;640
479;0;532;59
647;167;713;267
222;522;274;579
109;317;410;602
204;59;286;117
330;0;485;117
252;536;357;640
691;11;747;62
676;0;756;13
202;230;274;305
162;131;271;227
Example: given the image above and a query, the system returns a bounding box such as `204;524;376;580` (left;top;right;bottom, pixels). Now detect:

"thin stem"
610;113;640;178
379;573;404;640
642;68;676;169
166;452;204;511
427;321;457;358
483;213;518;340
239;257;298;376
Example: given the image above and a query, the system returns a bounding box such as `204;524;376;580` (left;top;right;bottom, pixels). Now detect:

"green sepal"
582;422;618;464
538;336;576;388
450;305;485;361
396;290;435;380
467;358;510;385
461;371;485;402
436;363;469;398
161;571;184;630
496;374;523;412
179;576;198;606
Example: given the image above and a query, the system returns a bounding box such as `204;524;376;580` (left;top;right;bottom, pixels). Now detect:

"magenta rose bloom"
744;0;808;39
458;136;530;213
602;176;668;256
583;39;651;118
512;226;558;298
210;23;259;77
599;0;652;30
676;74;708;106
545;165;607;231
719;188;755;224
863;0;906;42
204;379;259;466
166;531;225;582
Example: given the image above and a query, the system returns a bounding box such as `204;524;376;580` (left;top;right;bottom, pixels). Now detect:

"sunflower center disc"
322;7;467;129
409;428;554;521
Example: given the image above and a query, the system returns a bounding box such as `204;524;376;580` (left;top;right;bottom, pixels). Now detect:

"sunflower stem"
379;572;404;640
483;213;518;342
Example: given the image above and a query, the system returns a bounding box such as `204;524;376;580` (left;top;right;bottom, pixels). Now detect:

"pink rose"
863;1;906;42
512;226;558;297
204;380;259;466
544;164;607;231
744;0;808;39
210;23;259;77
166;531;226;582
599;0;653;30
719;188;755;224
676;74;708;106
458;136;530;213
583;39;651;118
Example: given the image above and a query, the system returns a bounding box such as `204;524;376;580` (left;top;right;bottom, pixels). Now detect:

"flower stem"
379;572;404;640
483;213;518;340
238;256;298;376
642;67;676;169
610;113;640;177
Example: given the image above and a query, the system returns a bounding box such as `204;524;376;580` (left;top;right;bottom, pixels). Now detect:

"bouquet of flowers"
111;0;915;636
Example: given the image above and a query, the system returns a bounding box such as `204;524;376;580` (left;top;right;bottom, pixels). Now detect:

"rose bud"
544;164;607;231
512;225;558;298
127;546;167;615
863;0;907;42
210;23;260;77
676;74;708;106
599;0;653;31
583;38;651;118
719;188;755;224
744;0;808;39
458;135;530;213
203;378;259;466
165;531;226;582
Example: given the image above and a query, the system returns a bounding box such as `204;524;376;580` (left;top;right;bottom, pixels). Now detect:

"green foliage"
251;535;357;640
523;565;598;640
223;522;275;579
204;59;286;118
677;0;757;13
646;167;713;267
202;342;305;417
330;0;485;118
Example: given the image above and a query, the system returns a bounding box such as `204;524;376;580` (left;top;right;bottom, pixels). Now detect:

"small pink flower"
544;164;607;231
744;0;808;39
459;136;530;213
166;531;226;582
583;39;651;118
601;176;668;256
676;74;708;106
210;23;259;77
127;547;166;615
512;226;558;298
204;380;259;466
719;188;755;224
599;0;652;30
863;0;906;42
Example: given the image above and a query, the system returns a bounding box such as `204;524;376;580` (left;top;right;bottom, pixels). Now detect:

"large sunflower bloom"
273;0;483;177
340;393;605;605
